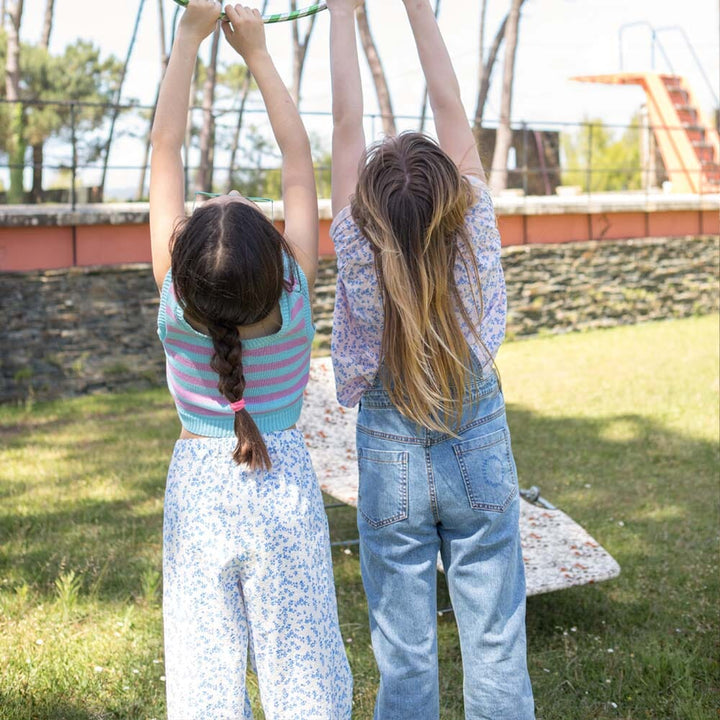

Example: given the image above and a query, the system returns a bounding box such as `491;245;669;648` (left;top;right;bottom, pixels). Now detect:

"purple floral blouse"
330;175;506;407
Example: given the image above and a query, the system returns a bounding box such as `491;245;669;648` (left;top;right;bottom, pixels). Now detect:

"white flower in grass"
94;666;103;673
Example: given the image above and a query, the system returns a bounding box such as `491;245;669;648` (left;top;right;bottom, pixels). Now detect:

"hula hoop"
170;0;327;23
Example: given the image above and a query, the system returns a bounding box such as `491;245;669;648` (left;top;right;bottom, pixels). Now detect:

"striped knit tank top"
157;260;315;436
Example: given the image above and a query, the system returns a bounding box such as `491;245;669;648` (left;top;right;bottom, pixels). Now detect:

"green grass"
1;315;718;719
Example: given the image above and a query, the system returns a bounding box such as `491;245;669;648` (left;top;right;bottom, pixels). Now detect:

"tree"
221;62;257;193
0;35;124;202
30;0;55;201
418;0;440;133
99;0;147;198
562;118;642;192
473;0;528;142
194;25;220;192
40;0;54;49
4;0;24;202
136;0;171;200
223;0;268;192
489;0;524;195
356;1;396;137
290;0;318;107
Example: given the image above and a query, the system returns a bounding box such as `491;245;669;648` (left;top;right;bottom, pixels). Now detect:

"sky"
15;0;720;194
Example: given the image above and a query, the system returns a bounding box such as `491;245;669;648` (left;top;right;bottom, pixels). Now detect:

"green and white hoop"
171;0;327;23
263;3;327;23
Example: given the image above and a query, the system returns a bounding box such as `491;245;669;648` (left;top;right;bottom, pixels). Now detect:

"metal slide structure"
573;73;720;194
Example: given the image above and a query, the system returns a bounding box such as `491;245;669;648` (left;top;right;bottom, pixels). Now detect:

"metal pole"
521;120;529;196
586;122;593;194
71;102;77;211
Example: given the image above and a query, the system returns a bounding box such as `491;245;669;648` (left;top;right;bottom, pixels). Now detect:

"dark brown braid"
208;322;271;471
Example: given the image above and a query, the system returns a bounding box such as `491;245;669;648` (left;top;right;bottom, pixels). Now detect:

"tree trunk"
137;0;169;200
5;0;25;203
489;0;523;195
100;0;147;199
40;0;54;48
473;0;488;136
195;25;220;192
226;0;269;192
474;0;526;139
31;144;44;203
356;2;396;137
29;0;56;202
290;0;318;108
418;0;441;133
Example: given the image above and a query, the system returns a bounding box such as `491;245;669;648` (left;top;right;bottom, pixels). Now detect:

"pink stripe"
243;345;309;372
242;334;307;358
245;369;309;403
172;392;227;417
245;358;310;390
290;294;304;320
167;303;177;323
167;338;308;375
167;350;210;374
165;335;214;357
284;315;306;338
169;374;224;409
171;362;218;389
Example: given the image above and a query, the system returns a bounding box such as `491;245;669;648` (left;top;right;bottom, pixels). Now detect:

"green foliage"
561;116;642;192
54;570;82;621
0;31;124;196
224;125;283;198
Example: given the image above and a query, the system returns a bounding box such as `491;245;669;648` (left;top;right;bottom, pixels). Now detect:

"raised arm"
403;0;484;180
327;0;366;217
149;0;220;290
222;4;318;287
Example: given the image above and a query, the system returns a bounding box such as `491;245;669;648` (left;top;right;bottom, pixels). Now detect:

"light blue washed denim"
356;369;535;720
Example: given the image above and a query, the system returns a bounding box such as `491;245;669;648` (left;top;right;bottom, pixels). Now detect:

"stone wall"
1;235;718;403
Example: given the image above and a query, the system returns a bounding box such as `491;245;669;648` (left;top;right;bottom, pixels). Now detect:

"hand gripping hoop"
171;0;328;23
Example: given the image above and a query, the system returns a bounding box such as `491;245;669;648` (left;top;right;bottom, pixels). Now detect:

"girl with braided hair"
149;2;351;717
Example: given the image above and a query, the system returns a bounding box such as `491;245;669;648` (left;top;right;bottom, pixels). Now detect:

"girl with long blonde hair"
327;0;535;717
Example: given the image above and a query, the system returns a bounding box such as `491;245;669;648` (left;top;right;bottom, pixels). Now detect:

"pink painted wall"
1;201;717;272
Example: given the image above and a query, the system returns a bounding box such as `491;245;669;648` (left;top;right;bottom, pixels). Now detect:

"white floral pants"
162;430;353;719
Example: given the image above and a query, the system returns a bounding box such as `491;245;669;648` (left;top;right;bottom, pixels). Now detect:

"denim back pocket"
357;448;409;529
452;428;518;512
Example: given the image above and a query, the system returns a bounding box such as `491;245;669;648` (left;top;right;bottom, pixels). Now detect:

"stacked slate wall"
1;235;717;403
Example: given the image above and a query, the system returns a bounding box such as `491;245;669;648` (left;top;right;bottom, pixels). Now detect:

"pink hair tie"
230;399;246;413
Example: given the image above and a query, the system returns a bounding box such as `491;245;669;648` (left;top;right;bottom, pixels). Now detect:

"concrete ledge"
0;192;717;227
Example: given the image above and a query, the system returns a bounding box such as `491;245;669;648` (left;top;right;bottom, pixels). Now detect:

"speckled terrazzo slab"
299;358;621;596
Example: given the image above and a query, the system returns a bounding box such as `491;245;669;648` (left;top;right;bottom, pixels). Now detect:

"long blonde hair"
351;132;489;434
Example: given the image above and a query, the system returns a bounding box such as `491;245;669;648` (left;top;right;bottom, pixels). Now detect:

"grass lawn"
1;315;718;720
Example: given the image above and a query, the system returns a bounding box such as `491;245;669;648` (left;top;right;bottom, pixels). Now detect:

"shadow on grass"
1;392;718;719
505;405;719;718
0;696;98;720
0;395;175;603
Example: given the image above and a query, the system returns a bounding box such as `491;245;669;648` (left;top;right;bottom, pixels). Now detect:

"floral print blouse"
330;176;507;407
